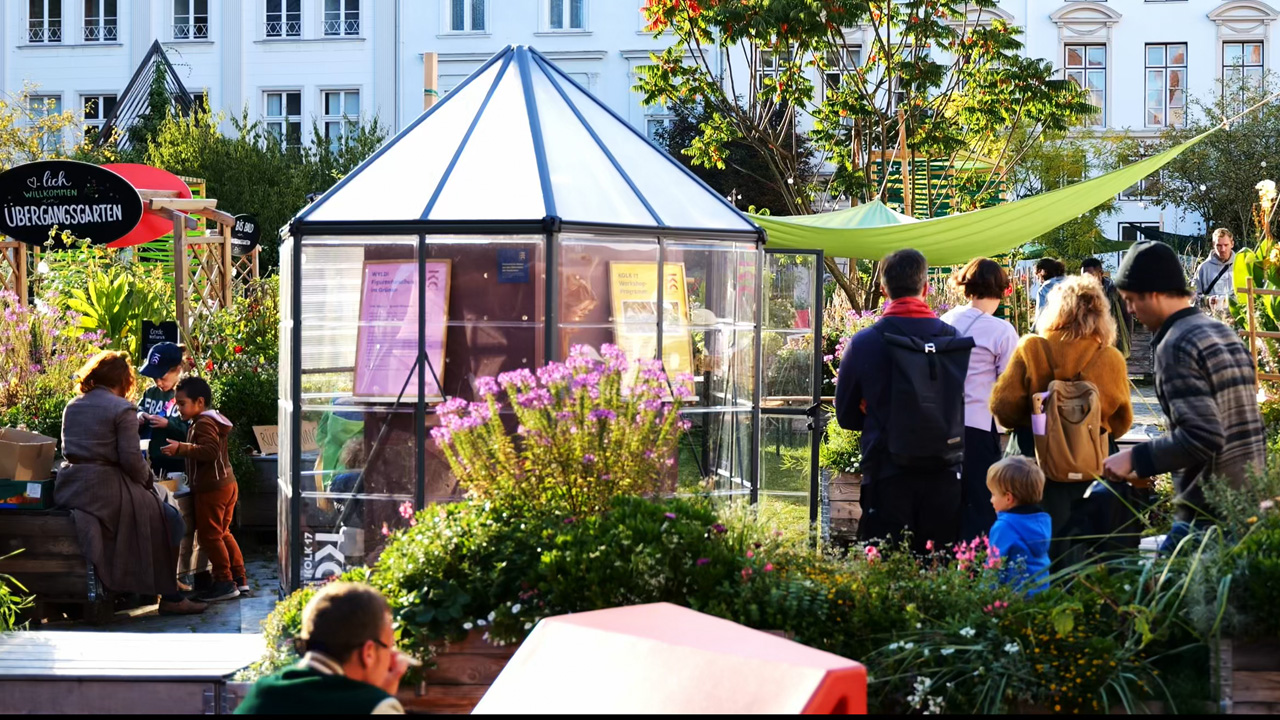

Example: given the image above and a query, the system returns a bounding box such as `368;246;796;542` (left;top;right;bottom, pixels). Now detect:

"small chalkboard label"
230;213;261;256
140;320;179;360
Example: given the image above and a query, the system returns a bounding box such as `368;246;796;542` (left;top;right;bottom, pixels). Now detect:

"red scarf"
881;297;936;319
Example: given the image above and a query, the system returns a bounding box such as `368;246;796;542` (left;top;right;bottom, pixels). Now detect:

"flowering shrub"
0;291;104;441
431;344;694;516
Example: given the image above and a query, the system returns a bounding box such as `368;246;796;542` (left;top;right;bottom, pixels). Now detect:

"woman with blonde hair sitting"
990;276;1133;564
55;351;206;615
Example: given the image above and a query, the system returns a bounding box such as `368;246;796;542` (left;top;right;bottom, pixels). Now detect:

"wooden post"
1247;277;1258;369
898;105;913;218
173;214;188;336
220;220;233;308
16;244;27;306
252;247;260;279
424;52;439;110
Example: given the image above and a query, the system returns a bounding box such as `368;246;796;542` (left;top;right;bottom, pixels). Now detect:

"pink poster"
353;259;451;400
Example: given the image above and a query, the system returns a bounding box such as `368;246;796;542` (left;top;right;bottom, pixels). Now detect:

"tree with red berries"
636;0;1092;309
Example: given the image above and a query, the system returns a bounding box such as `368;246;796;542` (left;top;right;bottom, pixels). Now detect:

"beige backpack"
1031;345;1107;483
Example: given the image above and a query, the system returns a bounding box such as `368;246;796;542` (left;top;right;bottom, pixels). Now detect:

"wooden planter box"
398;632;519;714
829;471;861;544
1219;639;1280;713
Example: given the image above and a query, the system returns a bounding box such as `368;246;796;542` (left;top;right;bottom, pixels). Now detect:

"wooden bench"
0;510;114;625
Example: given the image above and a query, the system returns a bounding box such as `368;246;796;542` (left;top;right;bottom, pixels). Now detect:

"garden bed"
1219;639;1280;714
398;632;518;715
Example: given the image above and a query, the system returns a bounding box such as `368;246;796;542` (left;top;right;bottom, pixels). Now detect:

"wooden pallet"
829;472;861;545
0;511;113;625
1220;638;1280;714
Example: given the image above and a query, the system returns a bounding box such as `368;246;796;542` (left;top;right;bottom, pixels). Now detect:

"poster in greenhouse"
353;259;451;401
608;261;693;377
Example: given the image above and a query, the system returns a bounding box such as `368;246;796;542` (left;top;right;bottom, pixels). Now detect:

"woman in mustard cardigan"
990;275;1134;566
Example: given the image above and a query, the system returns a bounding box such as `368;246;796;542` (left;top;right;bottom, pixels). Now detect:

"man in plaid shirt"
1103;241;1265;551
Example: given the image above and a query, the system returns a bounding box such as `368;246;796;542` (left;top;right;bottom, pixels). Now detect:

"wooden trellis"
0;241;28;305
149;197;237;337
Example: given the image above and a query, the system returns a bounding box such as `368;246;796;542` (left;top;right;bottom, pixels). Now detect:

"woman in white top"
941;258;1021;541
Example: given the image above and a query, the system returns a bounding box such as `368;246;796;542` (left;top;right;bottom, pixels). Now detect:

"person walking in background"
991;276;1133;565
1193;228;1237;309
942;258;1020;541
1104;240;1265;552
836;249;970;554
1081;258;1134;359
1033;258;1066;332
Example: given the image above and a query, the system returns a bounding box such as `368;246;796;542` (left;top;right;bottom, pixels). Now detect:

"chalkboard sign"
230;214;261;256
0;160;143;247
140;320;179;360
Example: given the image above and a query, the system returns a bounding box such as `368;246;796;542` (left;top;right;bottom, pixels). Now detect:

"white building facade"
2;0;1277;240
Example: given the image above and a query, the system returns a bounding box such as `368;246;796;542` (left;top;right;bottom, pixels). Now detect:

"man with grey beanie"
1102;240;1264;552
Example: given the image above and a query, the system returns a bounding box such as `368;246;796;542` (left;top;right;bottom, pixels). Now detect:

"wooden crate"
399;632;519;714
1220;638;1280;714
829;472;862;543
0;511;113;624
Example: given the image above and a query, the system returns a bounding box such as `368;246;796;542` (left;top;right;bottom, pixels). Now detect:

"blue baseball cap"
139;342;185;379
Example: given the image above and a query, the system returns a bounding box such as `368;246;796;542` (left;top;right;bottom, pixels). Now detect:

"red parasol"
102;163;194;248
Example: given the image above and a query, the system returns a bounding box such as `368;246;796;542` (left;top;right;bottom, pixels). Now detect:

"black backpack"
873;320;974;470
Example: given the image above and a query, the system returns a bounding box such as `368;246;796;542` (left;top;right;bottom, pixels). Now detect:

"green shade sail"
752;131;1211;266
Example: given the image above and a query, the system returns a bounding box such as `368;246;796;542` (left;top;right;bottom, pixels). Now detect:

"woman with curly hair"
54;351;205;615
991;276;1134;565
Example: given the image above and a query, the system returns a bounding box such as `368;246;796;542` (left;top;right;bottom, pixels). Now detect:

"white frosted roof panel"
306;61;504;222
528;68;654;226
543;66;755;232
428;62;544;221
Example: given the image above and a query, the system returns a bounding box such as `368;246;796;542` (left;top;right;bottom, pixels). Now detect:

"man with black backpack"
835;249;974;553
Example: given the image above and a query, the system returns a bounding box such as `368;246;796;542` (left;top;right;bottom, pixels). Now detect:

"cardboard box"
0;478;54;510
0;428;56;482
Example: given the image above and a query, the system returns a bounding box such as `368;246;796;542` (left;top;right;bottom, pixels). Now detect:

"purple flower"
497;368;536;389
581;453;595;465
474;376;500;397
515;388;553;410
711;524;727;534
555;411;574;422
588;408;616;422
664;512;677;520
563;516;576;524
438;397;468;417
537;363;573;387
429;426;453;443
696;558;711;566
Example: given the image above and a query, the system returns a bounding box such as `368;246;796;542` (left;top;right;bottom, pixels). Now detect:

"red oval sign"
102;163;194;248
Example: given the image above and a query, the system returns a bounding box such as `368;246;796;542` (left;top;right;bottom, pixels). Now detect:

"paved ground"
41;546;279;635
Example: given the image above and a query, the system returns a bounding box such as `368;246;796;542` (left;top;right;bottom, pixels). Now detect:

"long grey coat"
54;387;177;595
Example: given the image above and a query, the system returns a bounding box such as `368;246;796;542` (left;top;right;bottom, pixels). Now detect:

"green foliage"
142;109;387;270
237;567;370;680
64;261;168;363
1234;516;1280;639
1152;74;1280;240
818;418;861;474
1011;133;1120;267
125;60;173;152
0;552;33;632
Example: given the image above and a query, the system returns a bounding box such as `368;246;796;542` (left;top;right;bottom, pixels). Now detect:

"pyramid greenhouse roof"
297;46;758;237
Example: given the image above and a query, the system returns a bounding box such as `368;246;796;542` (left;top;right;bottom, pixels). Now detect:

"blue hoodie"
989;505;1051;596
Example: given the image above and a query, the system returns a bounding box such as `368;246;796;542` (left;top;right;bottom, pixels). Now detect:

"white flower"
462;622;473;630
524;622;533;630
903;642;915;650
1124;584;1132;593
511;603;522;614
915;623;922;629
958;626;976;638
488;611;496;621
940;647;955;656
1003;642;1020;654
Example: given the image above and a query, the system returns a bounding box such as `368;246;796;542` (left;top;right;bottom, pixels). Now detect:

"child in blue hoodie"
987;457;1052;596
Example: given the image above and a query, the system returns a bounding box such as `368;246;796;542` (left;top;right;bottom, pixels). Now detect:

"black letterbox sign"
0;160;143;248
230;213;261;256
140;320;179;362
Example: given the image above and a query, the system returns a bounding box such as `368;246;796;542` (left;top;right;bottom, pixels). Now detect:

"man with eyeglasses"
237;582;411;714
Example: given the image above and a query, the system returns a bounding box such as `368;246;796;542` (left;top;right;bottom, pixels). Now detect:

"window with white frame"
1223;41;1264;109
449;0;487;32
755;47;793;101
81;94;117;139
322;90;360;151
644;102;674;142
822;45;862;95
1120;222;1160;245
190;91;208;114
324;0;359;36
548;0;585;31
1064;44;1106;127
173;0;209;40
264;90;302;150
29;0;62;43
30;95;63;154
84;0;117;42
266;0;301;38
1145;43;1186;128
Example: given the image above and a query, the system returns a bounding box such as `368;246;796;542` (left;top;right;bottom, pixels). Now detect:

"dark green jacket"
234;654;402;715
138;385;188;475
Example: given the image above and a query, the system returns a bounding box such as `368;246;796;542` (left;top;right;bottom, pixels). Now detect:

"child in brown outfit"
162;376;246;602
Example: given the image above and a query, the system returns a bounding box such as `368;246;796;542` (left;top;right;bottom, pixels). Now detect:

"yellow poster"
609;262;694;376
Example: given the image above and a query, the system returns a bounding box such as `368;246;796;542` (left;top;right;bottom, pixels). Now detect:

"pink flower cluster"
954;535;1001;571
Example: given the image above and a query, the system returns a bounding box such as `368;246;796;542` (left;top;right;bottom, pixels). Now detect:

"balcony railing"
323;18;360;36
173;22;209;40
265;20;302;37
84;24;118;42
27;25;62;43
